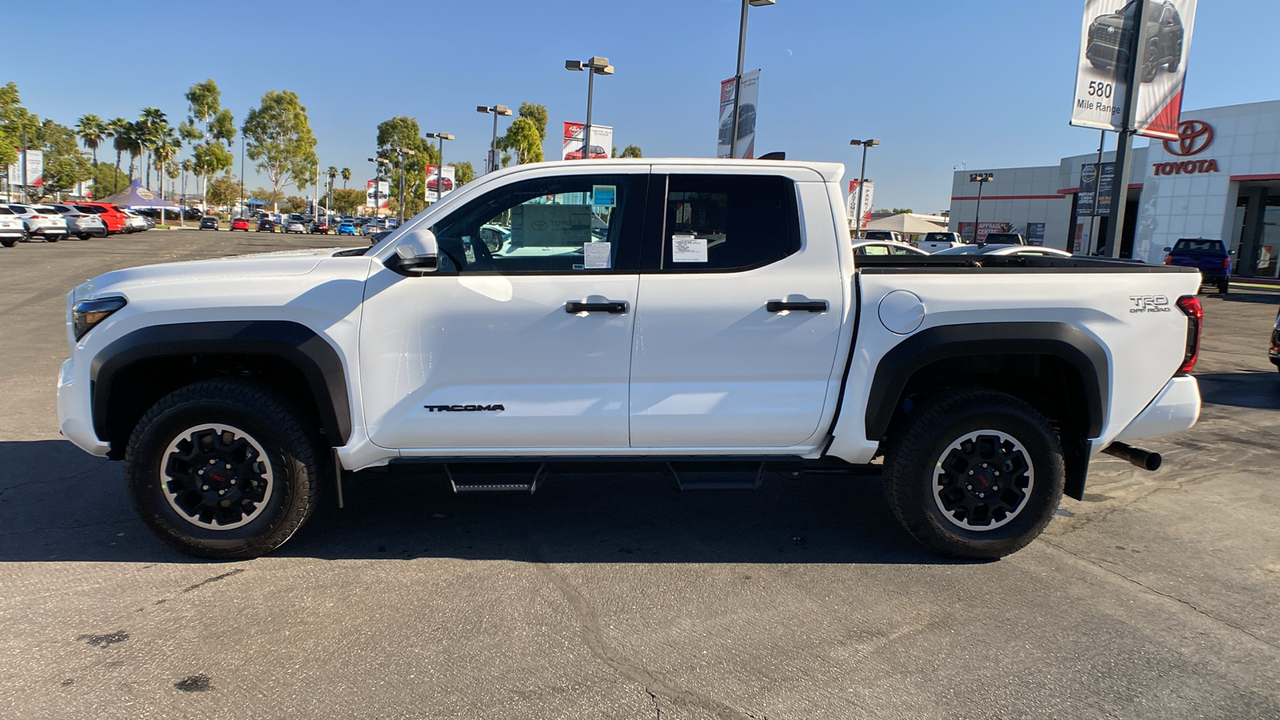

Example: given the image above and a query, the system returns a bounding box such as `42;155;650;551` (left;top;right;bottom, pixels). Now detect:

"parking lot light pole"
566;57;614;159
969;172;994;243
730;0;775;159
424;133;453;204
849;138;879;238
477;105;513;174
392;145;413;223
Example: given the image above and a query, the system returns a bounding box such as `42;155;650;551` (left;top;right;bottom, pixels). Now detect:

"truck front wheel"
124;379;323;559
884;389;1064;560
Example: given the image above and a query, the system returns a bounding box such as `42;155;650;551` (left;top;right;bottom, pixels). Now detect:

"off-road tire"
884;389;1064;560
125;379;324;559
1141;42;1159;83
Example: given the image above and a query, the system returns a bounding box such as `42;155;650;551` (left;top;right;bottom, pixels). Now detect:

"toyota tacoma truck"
57;158;1204;561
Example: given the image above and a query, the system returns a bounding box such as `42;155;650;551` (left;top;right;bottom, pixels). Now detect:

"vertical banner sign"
717;69;760;159
365;179;389;209
1077;162;1116;216
1071;0;1197;140
562;122;614;160
847;179;874;230
423;165;457;203
7;149;44;187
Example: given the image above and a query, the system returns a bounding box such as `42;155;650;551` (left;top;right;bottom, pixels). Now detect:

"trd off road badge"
1129;295;1172;314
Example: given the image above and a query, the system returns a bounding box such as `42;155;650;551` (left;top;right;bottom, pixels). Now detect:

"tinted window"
432;174;638;274
1173;239;1224;253
0;207;12;215
660;174;799;272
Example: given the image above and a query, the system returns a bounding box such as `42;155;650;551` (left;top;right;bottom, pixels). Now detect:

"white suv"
0;205;24;247
7;204;68;242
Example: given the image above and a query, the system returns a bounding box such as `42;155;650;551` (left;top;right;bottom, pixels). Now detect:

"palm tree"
137;107;167;189
76;114;106;169
179;159;193;227
106;118;131;193
151;130;181;223
121;122;143;183
325;166;338;210
341;167;351;189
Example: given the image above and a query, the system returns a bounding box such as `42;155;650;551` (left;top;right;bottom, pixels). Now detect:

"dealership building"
948;99;1280;277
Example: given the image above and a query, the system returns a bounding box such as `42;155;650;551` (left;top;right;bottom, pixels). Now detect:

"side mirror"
1229;249;1236;256
1163;246;1171;252
391;227;439;274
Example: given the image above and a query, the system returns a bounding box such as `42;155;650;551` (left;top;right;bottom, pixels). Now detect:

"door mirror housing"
1163;246;1172;252
391;228;439;274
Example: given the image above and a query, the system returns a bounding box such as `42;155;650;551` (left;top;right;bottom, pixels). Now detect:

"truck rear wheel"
124;379;323;559
884;389;1064;560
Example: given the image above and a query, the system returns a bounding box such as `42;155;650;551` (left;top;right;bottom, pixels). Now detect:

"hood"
73;248;336;302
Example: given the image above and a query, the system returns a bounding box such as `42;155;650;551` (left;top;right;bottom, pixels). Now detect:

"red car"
426;176;454;192
231;217;250;232
564;144;608;160
75;202;129;235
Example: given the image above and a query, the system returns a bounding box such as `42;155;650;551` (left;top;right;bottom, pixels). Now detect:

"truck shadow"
0;440;949;565
1196;371;1280;410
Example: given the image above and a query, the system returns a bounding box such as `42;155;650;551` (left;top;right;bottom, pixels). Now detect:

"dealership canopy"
96;180;180;209
862;213;947;234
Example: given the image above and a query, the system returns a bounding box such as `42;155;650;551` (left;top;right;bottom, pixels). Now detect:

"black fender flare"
90;320;352;446
864;322;1109;442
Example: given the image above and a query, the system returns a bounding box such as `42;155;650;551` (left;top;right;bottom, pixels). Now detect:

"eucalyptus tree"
242;90;318;212
181;79;236;210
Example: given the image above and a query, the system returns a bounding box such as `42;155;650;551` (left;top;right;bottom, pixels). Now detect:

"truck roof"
530;157;846;183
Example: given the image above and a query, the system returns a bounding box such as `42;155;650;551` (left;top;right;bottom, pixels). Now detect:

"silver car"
121;209;149;233
0;206;24;247
46;204;107;240
7;204;68;242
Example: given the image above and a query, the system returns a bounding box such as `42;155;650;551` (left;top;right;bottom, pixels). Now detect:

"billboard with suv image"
1071;0;1197;140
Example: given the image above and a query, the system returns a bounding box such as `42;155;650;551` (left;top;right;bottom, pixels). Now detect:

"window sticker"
584;241;611;269
672;234;708;263
592;185;617;208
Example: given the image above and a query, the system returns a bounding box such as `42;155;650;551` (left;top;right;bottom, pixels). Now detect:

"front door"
359;170;647;452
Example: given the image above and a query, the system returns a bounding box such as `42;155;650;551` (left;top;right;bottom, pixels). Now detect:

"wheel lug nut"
218;489;225;496
209;459;216;464
968;470;974;476
202;485;209;491
225;464;232;469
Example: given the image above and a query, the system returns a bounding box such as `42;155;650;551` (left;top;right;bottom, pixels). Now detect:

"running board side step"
444;463;548;494
667;461;767;491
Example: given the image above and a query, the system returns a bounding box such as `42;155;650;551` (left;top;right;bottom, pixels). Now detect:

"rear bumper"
1112;375;1201;444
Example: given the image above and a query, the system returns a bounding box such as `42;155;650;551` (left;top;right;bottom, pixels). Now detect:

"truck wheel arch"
91;321;351;458
866;322;1108;449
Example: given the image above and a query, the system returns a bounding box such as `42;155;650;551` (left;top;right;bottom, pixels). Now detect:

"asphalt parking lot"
1;229;1277;719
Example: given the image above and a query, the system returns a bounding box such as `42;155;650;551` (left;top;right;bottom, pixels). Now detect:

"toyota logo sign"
1163;120;1215;157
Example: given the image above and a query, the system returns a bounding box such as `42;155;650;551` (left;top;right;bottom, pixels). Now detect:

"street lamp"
391;145;414;223
477;105;513;174
729;0;776;159
849;138;879;238
969;172;994;243
367;156;389;216
423;132;454;204
565;57;614;160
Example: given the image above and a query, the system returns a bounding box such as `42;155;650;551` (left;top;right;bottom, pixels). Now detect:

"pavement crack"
182;568;245;593
1041;538;1279;651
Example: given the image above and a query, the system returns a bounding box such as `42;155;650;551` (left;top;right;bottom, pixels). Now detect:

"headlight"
72;296;127;340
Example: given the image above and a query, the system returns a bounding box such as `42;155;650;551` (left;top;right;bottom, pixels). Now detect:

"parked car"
981;232;1028;246
336;222;357;236
46;204;107;240
1270;310;1280;373
58;157;1205;561
7;204;68;242
75;202;130;235
256;217;276;233
284;220;307;234
231;217;251;232
1164;238;1231;294
198;216;219;231
310;220;329;234
564;145;608;160
852;240;929;257
918;231;966;253
121;210;149;233
861;230;905;243
934;244;1073;258
361;222;383;236
1086;0;1184;83
0;205;24;247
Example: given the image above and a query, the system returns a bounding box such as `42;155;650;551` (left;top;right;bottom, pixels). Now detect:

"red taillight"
1164;253;1172;265
1222;256;1231;270
1175;295;1202;375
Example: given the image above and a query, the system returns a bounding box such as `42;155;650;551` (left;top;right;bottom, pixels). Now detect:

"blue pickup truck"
1164;238;1232;294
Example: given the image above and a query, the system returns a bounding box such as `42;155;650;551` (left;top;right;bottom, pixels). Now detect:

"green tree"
340;167;351;188
182;80;236;211
497;116;543;165
206;175;240;208
0;82;22;169
375;115;438;215
890;207;913;214
89;162;129;199
137;107;167;189
106;117;132;192
249;186;286;209
280;195;309;213
36;120;93;199
331;188;365;214
449;161;475;186
75;114;107;168
620;144;642;158
243;90;318;212
518;102;548;142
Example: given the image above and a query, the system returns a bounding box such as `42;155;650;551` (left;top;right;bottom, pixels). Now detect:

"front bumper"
57;357;110;456
1112;375;1201;444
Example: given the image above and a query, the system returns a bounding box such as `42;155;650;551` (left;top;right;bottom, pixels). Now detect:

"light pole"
565;57;614;159
238;125;246;218
476;105;513;173
392;145;414;223
849;138;879;238
730;0;775;159
368;157;389;217
327;168;337;219
424;132;453;204
969;172;994;243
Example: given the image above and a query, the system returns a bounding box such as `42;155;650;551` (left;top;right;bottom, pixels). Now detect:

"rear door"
628;169;845;449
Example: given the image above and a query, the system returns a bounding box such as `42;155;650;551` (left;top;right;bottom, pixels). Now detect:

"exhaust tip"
1102;442;1162;472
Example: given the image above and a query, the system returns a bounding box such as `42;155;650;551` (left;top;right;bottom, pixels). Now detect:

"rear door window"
657;174;800;272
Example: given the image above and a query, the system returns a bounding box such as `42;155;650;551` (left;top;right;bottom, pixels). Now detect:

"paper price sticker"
672;234;707;263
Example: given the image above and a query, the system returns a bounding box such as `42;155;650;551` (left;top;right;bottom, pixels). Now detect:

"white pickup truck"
57;159;1204;561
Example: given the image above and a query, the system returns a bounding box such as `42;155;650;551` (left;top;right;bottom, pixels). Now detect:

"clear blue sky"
5;0;1275;212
